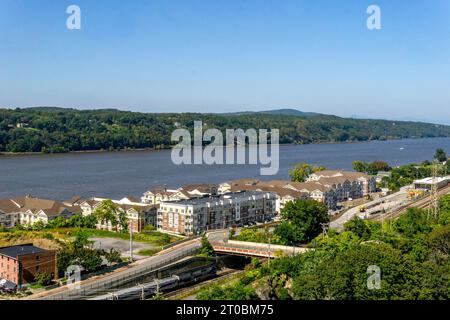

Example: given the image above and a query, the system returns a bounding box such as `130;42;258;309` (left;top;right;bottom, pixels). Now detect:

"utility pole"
129;222;133;262
223;218;227;242
429;161;440;220
320;223;329;239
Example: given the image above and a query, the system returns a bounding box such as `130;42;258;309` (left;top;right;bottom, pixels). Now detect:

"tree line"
1;107;450;153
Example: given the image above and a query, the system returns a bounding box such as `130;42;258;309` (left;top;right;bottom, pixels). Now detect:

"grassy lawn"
137;249;160;256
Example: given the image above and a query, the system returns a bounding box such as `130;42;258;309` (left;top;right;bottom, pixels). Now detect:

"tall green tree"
274;199;330;244
93;200;128;232
434;148;447;163
344;217;371;240
289;163;325;182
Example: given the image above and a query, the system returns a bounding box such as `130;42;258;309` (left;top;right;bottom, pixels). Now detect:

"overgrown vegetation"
57;231;122;275
198;196;450;300
1;107;450;153
198;236;215;257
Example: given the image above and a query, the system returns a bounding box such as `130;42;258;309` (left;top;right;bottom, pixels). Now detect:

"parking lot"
90;237;159;260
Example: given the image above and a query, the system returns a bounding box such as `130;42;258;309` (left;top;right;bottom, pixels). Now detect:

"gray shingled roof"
0;244;46;259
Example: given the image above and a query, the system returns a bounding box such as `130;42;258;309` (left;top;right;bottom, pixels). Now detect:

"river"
0;137;449;201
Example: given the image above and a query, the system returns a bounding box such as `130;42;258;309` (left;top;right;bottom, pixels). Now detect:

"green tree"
199;236;214;257
289;163;325;183
370;161;391;172
57;232;103;274
34;272;53;286
104;248;122;265
352;161;367;173
434;148;447;163
93;200;123;232
392;208;431;237
292;243;421;300
344;217;371;240
427;224;450;265
438;195;450;225
274;199;330;245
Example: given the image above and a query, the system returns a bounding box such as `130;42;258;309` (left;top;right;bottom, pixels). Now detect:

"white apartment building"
157;191;276;236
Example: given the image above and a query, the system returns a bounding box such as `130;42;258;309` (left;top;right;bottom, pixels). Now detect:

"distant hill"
1;107;450;153
223;108;322;117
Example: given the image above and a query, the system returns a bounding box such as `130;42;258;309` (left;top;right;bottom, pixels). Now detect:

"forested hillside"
1;107;449;153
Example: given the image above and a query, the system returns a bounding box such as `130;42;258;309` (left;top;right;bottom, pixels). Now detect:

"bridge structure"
211;240;309;258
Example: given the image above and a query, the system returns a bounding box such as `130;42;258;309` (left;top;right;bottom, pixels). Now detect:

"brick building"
0;244;57;288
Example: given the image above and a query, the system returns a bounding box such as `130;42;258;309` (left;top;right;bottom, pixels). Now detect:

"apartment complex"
141;184;218;205
219;170;376;212
157;191;276;235
80;197;158;233
0;244;57;289
0;196;78;228
221;179;337;210
307;170;376;196
220;179;310;212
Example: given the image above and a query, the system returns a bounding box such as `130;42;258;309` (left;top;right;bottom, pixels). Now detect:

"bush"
34;272;53;287
144;225;156;232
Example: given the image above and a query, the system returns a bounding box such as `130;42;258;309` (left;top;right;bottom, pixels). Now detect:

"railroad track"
162;269;243;300
371;185;450;222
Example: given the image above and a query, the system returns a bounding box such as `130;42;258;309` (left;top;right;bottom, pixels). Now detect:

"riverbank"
1;136;448;157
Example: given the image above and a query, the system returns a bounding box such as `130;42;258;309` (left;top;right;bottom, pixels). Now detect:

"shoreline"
0;136;448;157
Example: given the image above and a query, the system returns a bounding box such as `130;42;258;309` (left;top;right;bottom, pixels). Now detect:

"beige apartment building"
79;197;157;233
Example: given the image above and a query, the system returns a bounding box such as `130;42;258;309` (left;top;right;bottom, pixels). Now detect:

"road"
330;188;410;230
28;238;201;300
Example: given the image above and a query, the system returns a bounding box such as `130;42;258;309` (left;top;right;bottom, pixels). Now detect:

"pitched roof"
312;170;372;180
119;204;158;213
63;195;83;206
314;176;351;186
0;196;73;217
289;181;332;193
122;195;141;203
0;199;21;213
229;178;260;186
180;184;218;193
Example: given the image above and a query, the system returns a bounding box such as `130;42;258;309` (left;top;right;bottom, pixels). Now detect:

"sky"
1;0;450;124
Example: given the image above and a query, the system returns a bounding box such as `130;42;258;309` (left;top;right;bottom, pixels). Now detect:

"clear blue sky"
1;0;450;124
